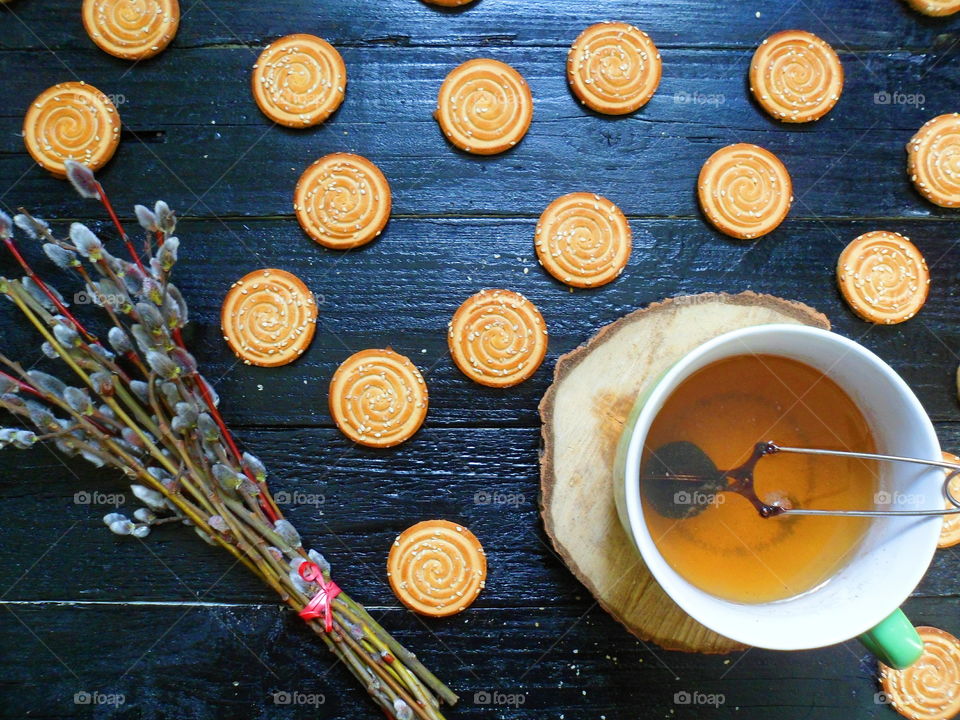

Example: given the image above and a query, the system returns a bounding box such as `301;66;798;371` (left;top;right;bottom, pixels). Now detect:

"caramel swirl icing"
697;143;792;240
220;269;317;367
434;58;533;155
535;192;632;287
328;349;428;448
23;82;121;178
252;33;346;128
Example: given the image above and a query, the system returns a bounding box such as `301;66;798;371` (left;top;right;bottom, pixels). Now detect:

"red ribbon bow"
297;561;341;632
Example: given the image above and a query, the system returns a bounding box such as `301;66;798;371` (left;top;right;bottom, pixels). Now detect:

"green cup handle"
858;609;924;670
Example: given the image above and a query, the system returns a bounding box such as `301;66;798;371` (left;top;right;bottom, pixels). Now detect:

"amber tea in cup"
640;353;880;604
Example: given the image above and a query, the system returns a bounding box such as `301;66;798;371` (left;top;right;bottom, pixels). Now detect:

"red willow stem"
173;328;279;524
89;184;156;383
0;368;43;398
200;373;280;524
96;181;278;524
95;179;267;520
2;236;136;391
2;238;95;341
96;184;146;273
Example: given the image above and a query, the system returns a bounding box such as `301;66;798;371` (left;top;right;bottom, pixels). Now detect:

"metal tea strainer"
640;441;960;519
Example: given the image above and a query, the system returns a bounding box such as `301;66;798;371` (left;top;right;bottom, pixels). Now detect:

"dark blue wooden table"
0;1;958;718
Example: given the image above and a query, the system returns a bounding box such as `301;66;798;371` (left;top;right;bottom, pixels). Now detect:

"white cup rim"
619;324;942;649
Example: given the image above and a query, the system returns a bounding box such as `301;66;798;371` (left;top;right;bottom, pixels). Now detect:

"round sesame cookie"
938;451;960;549
220;268;317;367
448;289;548;387
905;0;960;16
907;114;960;208
23;82;121;178
82;0;179;60
251;33;346;128
836;231;929;325
750;30;843;123
328;348;428;448
697;143;792;240
387;519;486;617
879;626;960;720
535;192;632;287
434;58;533;155
294;153;391;250
567;22;661;115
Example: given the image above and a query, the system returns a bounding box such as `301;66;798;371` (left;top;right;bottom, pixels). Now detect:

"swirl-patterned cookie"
905;0;960;15
434;58;533;155
328;349;428;448
251;34;346;128
220;269;317;367
750;30;843;123
939;451;960;549
535;192;632;287
387;520;486;617
880;626;960;720
567;22;661;115
907;114;960;208
294;153;391;250
81;0;179;60
697;143;792;240
22;82;121;178
837;231;929;325
448;289;548;388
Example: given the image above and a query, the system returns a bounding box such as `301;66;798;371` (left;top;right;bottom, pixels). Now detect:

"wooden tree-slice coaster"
539;291;830;653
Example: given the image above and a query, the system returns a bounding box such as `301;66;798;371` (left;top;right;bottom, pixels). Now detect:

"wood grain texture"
0;0;957;717
2;597;956;720
0;424;958;606
2;217;959;429
3;0;959;49
0;45;957;220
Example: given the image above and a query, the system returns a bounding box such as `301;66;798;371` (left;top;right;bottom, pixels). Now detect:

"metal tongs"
640;441;960;519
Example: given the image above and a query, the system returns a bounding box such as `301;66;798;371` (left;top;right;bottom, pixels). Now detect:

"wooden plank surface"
1;45;958;220
1;425;957;606
4;597;956;720
2;218;959;428
3;0;960;49
0;0;958;718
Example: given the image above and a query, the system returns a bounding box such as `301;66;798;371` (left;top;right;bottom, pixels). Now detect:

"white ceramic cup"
613;324;943;665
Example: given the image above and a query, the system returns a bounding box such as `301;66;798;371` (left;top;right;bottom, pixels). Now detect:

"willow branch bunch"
0;161;455;720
